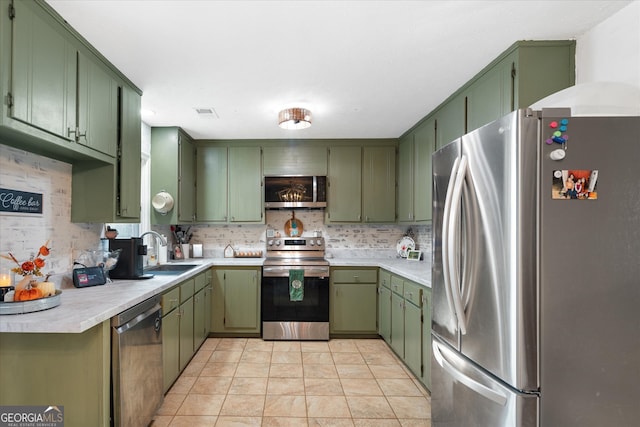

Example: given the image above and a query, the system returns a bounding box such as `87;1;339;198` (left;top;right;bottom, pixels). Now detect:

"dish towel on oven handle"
289;269;304;301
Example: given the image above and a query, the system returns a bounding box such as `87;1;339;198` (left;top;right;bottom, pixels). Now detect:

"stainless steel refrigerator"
431;108;640;427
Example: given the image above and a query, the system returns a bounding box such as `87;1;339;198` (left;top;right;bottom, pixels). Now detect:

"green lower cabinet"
193;270;212;350
331;283;378;334
421;288;432;390
162;306;181;393
162;275;203;392
403;281;424;378
378;270;392;344
212;268;261;334
390;291;405;358
0;322;111;427
330;268;378;335
178;296;194;371
379;269;432;392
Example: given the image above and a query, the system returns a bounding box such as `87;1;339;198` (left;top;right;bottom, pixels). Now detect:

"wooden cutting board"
284;211;304;237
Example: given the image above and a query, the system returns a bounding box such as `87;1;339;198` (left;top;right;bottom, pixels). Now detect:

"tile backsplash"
0;145;102;281
1;144;432;281
153;210;432;259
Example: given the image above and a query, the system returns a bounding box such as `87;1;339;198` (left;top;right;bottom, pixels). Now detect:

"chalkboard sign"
0;188;43;214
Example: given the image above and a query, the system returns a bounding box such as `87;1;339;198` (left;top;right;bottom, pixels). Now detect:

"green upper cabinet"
465;42;576;132
117;85;142;220
362;146;396;223
3;0;142;223
77;50;118;157
434;92;465;150
327;146;362;222
151;127;196;225
228;146;263;223
413;120;434;222
397;134;413;223
426;40;575;150
70;84;141;223
263;145;327;176
178;135;196;223
327;142;397;224
465;52;514;132
5;0;124;161
398;119;433;224
196;145;228;222
512;41;575;112
9;0;76;143
195;143;263;224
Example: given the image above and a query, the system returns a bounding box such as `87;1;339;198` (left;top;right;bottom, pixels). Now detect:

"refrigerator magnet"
552;170;599;200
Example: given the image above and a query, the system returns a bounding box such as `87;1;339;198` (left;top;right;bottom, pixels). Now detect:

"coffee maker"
109;238;152;279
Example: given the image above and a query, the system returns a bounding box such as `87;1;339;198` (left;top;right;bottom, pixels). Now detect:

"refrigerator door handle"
448;154;469;334
433;340;508;406
442;156;461;324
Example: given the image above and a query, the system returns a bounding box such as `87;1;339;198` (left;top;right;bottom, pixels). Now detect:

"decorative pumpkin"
15;276;35;292
15;287;43;301
37;281;56;297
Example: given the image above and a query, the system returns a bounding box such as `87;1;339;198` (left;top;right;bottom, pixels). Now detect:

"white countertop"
0;254;431;334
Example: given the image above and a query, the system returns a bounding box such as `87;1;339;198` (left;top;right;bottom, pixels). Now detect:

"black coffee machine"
109;238;152;279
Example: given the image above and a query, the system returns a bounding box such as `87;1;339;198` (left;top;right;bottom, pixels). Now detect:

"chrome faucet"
140;230;168;246
140;231;168;263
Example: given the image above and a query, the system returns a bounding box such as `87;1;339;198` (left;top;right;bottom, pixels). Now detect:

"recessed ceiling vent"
194;107;219;118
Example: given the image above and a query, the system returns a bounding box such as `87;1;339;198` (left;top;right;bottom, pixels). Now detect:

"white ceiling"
45;0;632;140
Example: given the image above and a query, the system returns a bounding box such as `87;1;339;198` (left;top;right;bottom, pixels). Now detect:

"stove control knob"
316;239;323;246
267;239;274;246
275;239;281;246
309;240;315;246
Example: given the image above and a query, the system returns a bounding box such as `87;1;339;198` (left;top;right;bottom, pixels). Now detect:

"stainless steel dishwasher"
111;295;163;427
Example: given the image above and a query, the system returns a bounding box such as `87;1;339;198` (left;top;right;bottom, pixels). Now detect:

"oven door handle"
262;266;330;278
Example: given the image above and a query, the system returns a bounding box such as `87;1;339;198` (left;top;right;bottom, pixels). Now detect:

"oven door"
261;266;329;340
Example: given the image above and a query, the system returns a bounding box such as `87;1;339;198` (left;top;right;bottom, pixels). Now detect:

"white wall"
576;0;640;87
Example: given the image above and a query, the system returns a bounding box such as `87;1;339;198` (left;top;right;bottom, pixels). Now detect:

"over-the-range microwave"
264;176;327;208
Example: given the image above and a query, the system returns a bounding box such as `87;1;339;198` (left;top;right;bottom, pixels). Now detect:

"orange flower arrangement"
1;241;51;277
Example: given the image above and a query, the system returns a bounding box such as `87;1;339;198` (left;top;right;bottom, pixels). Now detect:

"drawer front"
180;278;195;303
332;269;378;284
390;276;404;295
162;287;180;314
194;270;209;292
379;269;391;289
403;281;423;307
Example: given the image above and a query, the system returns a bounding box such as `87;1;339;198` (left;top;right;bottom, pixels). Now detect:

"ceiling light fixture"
278;108;312;130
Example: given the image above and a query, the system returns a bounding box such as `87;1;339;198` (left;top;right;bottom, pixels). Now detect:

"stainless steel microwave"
264;176;327;208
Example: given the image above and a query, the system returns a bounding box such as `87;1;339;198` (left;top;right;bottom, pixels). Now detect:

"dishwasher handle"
114;303;162;335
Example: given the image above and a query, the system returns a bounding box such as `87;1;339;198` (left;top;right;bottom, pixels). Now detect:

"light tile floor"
151;338;432;426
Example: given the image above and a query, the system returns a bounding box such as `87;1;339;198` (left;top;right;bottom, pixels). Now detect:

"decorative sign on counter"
0;188;43;215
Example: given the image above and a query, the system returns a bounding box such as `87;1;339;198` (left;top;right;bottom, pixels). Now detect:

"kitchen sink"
143;264;199;275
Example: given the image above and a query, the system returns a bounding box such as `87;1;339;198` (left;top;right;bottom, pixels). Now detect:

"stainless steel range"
262;237;330;340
